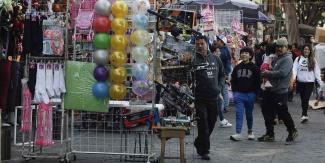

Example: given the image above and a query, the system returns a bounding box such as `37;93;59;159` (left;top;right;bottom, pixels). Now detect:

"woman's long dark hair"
303;44;315;71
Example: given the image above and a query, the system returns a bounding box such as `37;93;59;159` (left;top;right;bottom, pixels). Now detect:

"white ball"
95;0;111;16
93;50;108;65
132;0;150;14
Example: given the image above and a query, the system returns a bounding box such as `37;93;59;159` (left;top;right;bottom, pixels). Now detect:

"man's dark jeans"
194;99;219;154
261;91;296;136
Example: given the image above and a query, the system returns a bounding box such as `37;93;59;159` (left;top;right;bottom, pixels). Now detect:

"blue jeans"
233;92;256;134
222;83;229;112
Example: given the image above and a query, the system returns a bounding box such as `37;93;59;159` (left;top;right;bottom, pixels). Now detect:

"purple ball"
94;66;108;81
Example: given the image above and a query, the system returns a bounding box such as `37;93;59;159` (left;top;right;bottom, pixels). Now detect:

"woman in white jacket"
291;44;324;123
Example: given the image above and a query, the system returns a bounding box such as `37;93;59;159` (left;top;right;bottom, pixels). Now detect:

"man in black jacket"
193;35;224;160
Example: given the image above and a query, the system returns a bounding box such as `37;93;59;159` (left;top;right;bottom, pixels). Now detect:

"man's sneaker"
230;134;242;141
247;130;255;140
220;119;232;128
301;116;309;123
274;118;278;125
257;134;275;142
200;154;210;160
264;80;273;88
285;129;298;145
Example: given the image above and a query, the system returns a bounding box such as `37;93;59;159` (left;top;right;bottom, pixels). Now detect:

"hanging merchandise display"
33;61;66;104
53;62;66;97
21;82;32;133
109;0;128;100
22;13;43;56
130;0;151;98
42;19;65;56
201;4;215;32
0;60;12;110
64;61;109;112
92;2;111;100
35;102;54;147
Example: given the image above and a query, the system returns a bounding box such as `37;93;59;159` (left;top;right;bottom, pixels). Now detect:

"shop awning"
180;0;259;9
179;0;269;23
243;11;270;24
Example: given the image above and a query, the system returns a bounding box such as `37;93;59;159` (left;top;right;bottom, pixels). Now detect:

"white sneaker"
220;119;232;128
264;80;273;88
230;134;242;141
301;116;309;123
248;132;255;140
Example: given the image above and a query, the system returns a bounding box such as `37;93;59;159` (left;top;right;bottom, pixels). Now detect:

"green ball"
93;33;110;49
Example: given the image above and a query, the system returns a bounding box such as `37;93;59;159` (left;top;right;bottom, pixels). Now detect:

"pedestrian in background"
258;38;298;144
291;44;324;123
230;47;260;141
211;41;232;128
215;34;231;113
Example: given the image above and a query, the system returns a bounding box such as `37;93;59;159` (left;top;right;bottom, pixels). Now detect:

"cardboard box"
315;27;325;43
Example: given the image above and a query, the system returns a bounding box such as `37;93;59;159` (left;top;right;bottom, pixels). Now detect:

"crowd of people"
192;35;325;160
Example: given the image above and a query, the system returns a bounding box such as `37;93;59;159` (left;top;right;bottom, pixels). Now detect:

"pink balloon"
132;80;150;97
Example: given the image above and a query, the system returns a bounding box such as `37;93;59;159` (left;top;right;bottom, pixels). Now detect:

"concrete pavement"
4;94;325;163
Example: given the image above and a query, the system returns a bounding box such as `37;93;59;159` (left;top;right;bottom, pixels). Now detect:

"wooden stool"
159;127;186;163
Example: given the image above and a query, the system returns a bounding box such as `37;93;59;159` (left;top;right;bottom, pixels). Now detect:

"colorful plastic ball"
94;0;111;16
93;33;110;49
109;51;126;67
111;0;128;18
132;63;149;80
93;16;111;33
131;46;149;63
131;14;148;29
93;50;109;65
110;66;127;83
109;84;126;100
111;35;128;50
132;0;150;14
130;30;150;46
92;82;109;99
111;18;128;34
132;80;150;97
93;66;108;81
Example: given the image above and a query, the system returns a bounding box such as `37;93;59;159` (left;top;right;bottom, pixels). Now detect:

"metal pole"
0;109;2;161
152;31;157;110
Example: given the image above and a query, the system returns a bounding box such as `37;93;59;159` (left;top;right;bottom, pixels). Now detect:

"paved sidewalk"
5;95;325;163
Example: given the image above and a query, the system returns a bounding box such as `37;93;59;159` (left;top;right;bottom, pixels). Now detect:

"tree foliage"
296;0;325;27
283;0;299;44
281;0;325;44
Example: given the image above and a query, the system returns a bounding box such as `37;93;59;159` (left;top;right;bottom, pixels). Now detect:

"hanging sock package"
21;86;32;133
35;102;54;147
64;61;109;112
42;19;64;56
